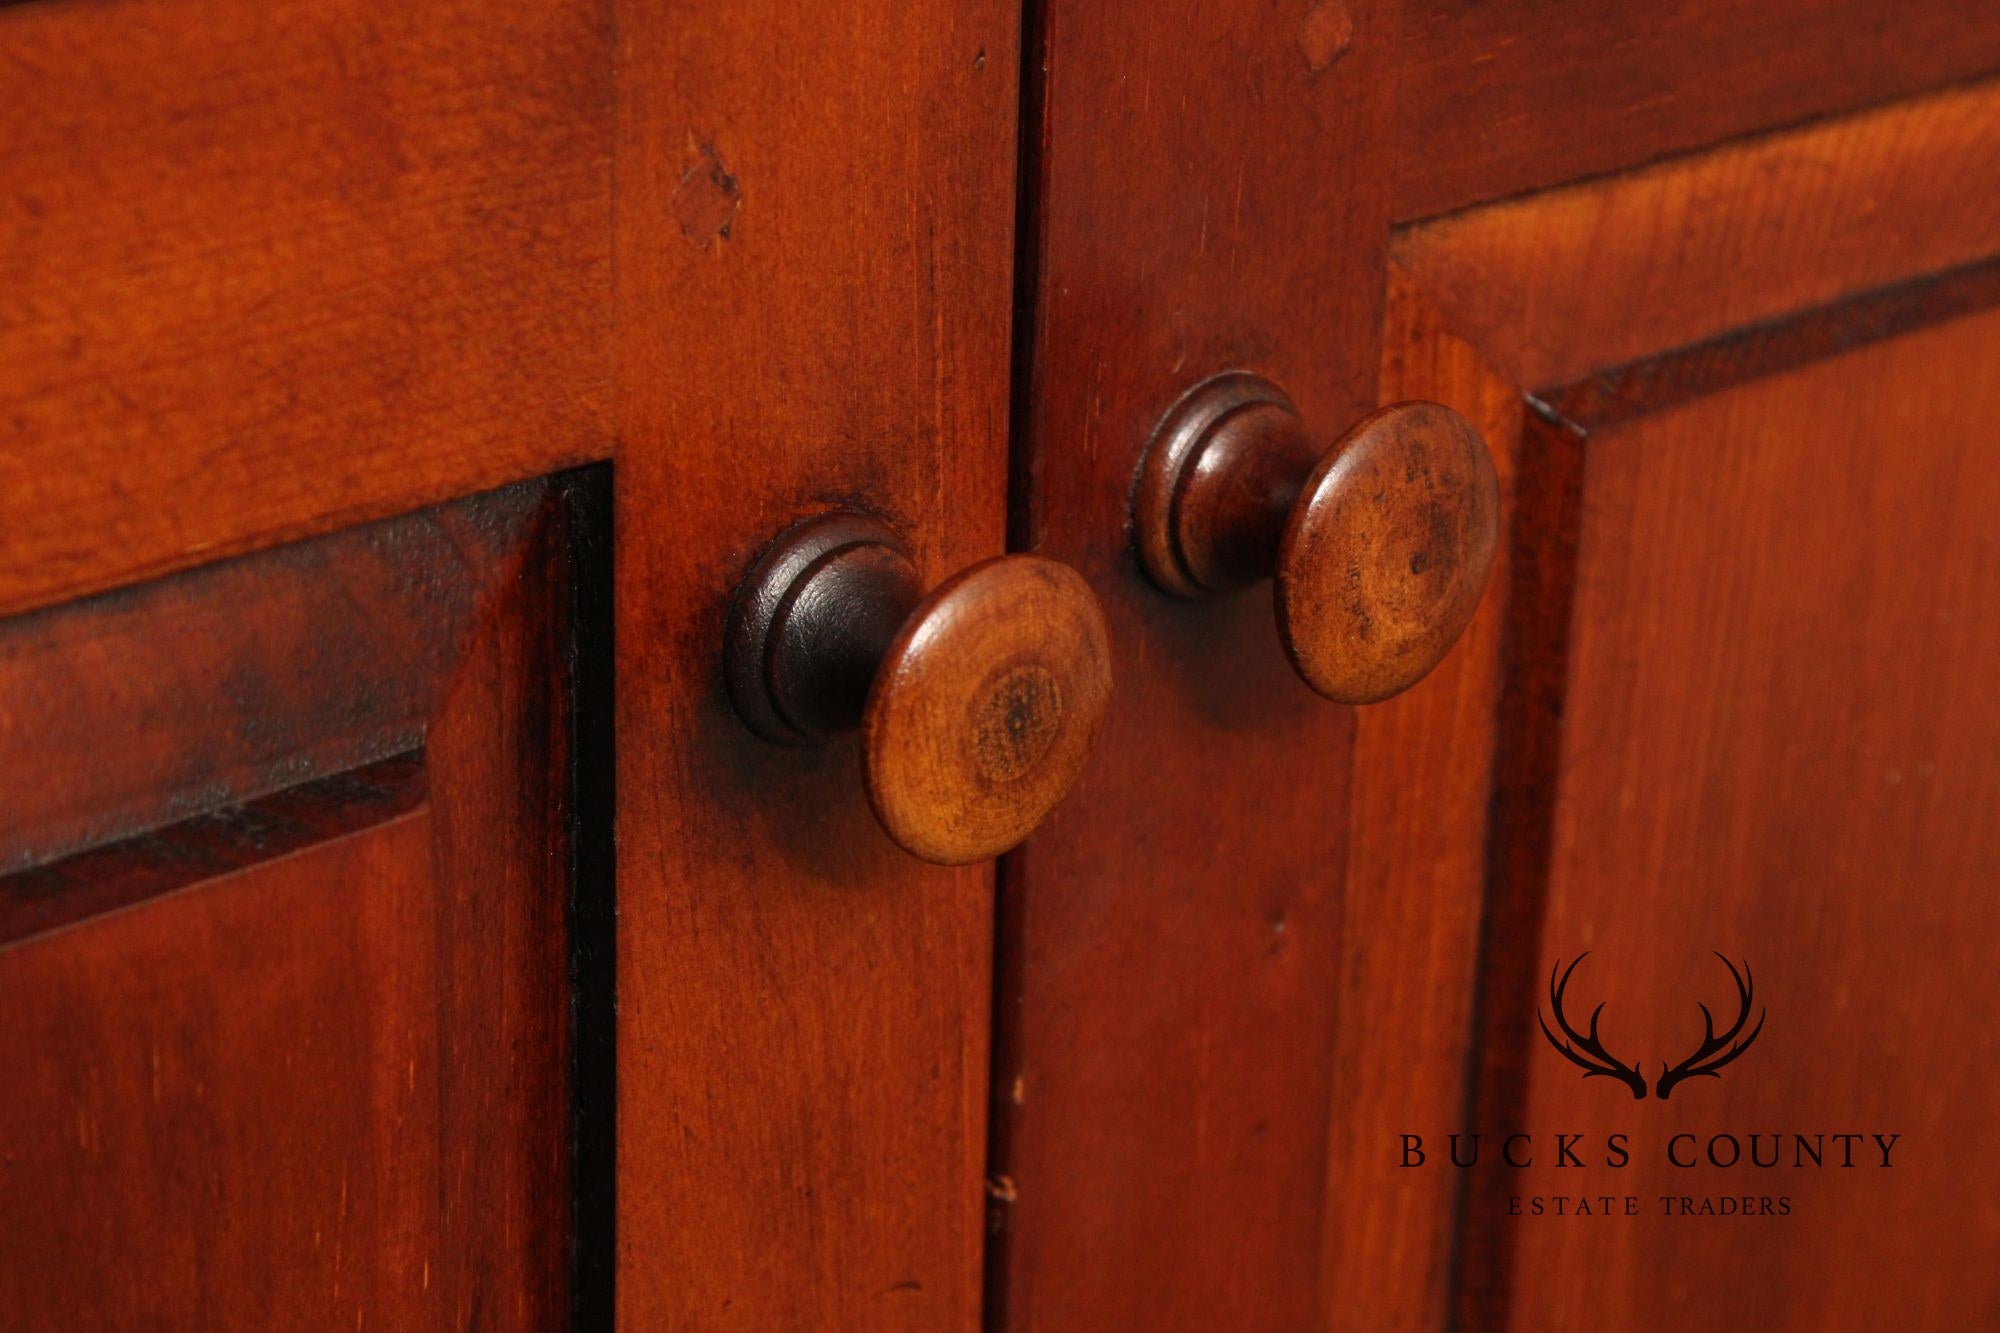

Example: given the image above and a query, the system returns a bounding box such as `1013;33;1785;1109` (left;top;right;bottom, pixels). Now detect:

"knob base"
1134;371;1320;597
724;512;921;745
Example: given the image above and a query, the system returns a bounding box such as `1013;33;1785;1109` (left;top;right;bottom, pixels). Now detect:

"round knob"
1134;371;1499;704
725;512;1113;865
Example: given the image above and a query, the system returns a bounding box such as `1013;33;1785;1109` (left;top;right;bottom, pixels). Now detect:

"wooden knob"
1135;372;1499;704
725;512;1112;865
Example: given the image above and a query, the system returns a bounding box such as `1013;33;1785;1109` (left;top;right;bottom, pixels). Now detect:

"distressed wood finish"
1388;90;2000;1330
0;485;594;1327
612;1;1021;1325
991;0;1402;1324
0;487;545;871
1395;0;2000;220
0;0;613;618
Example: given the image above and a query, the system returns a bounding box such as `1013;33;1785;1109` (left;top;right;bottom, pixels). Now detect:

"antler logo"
1538;954;1649;1099
1537;952;1766;1100
1655;954;1766;1099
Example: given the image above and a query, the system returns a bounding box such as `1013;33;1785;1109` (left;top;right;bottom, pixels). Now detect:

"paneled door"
0;480;604;1326
996;2;2000;1329
1;0;1026;1328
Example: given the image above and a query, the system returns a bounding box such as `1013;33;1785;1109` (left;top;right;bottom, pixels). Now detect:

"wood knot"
1298;0;1353;76
672;142;741;248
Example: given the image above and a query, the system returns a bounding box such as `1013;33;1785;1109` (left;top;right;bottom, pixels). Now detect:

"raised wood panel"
0;0;613;618
1471;295;2000;1332
611;3;1019;1326
1395;0;2000;220
1392;93;2000;1329
1;810;449;1328
991;0;1400;1325
0;486;545;872
0;482;599;1326
1392;79;2000;388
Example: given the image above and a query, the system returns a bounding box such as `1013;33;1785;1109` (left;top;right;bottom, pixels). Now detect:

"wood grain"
0;489;581;1327
1316;280;1525;1330
1394;0;2000;220
1465;298;2000;1332
611;0;1021;1325
1276;402;1497;705
1392;79;2000;387
1390;97;2000;1322
0;485;544;871
864;556;1111;867
0;0;612;618
991;0;1400;1324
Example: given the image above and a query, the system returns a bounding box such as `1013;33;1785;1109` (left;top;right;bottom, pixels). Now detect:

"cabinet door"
1;0;618;1318
1;0;1023;1326
1384;82;2000;1329
990;3;1402;1325
611;3;1020;1326
1000;1;2000;1326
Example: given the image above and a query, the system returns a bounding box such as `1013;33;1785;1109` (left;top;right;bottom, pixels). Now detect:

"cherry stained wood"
1394;0;2000;220
0;0;613;619
0;484;592;1326
3;0;1021;1320
1392;79;2000;389
1464;285;2000;1333
1317;283;1526;1329
1387;94;2000;1328
611;0;1021;1325
0;486;544;872
991;0;1401;1324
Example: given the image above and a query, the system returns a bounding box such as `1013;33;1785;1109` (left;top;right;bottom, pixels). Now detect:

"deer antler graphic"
1654;953;1766;1100
1536;953;1648;1100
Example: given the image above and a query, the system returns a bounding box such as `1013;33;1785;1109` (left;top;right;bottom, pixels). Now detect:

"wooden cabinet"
2;1;1995;1328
